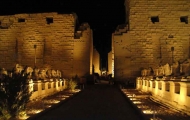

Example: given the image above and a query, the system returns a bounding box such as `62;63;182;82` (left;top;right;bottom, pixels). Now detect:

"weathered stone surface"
0;12;93;78
111;0;190;81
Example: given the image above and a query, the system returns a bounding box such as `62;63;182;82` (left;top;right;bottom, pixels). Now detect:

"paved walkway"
32;81;142;120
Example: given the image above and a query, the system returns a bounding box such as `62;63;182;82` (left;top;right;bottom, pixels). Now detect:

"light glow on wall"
0;13;93;78
93;47;100;75
143;110;154;114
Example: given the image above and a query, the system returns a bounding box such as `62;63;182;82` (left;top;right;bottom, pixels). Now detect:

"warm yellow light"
63;95;70;98
18;115;30;120
74;89;81;92
35;110;42;114
137;105;149;109
143;109;154;114
44;99;60;104
150;117;161;120
133;101;142;104
130;98;138;100
127;95;133;97
137;106;142;108
52;100;60;104
59;97;66;100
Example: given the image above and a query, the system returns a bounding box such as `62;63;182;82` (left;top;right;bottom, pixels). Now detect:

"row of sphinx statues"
0;64;62;80
141;59;190;77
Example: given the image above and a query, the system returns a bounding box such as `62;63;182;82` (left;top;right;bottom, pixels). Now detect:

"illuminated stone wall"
108;34;114;76
0;12;93;78
93;47;100;75
90;30;93;75
113;0;190;81
108;51;112;75
73;23;93;77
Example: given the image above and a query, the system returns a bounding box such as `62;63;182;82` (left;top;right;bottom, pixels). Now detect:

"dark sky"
0;0;126;68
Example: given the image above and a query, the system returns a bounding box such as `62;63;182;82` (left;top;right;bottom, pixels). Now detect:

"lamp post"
171;47;174;64
34;44;37;67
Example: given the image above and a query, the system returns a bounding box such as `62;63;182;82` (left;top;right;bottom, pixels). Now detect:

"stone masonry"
0;12;93;78
93;47;100;75
112;0;190;81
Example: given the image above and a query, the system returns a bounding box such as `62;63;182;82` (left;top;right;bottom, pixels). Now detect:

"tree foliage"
0;67;32;119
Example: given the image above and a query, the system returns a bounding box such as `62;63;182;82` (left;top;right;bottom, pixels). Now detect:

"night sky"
0;0;126;68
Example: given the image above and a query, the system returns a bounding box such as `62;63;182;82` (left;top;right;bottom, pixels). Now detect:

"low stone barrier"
29;79;67;100
136;77;190;115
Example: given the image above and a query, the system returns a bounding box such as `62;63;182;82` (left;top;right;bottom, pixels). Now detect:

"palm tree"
0;66;32;119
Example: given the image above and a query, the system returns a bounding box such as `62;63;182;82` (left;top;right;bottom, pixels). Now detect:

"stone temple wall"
73;23;93;77
0;12;93;78
93;47;100;75
108;34;114;77
113;0;190;81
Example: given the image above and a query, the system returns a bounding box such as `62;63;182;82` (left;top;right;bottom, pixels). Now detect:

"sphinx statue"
32;67;40;80
171;61;180;76
24;66;33;79
141;67;154;77
13;64;24;74
0;68;7;75
147;67;153;76
157;65;164;76
0;68;8;80
153;67;159;76
163;63;172;76
180;59;190;76
38;69;47;80
51;69;57;78
56;70;62;78
46;69;52;79
141;68;147;76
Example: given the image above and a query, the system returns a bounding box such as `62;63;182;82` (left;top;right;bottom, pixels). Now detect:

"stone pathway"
28;81;142;120
26;89;80;119
121;89;190;120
